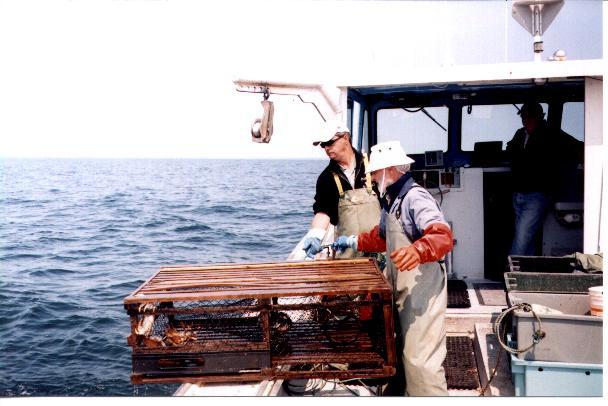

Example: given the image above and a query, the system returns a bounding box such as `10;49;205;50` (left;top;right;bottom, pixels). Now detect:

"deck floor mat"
443;336;480;390
447;279;470;308
473;282;507;306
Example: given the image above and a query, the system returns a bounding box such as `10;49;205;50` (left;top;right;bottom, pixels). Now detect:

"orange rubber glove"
390;222;453;272
390;245;421;272
412;223;453;264
356;225;387;253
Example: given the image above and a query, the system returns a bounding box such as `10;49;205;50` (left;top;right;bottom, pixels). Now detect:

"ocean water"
0;158;326;396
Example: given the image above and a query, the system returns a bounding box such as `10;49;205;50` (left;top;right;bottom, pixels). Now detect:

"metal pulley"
251;88;274;143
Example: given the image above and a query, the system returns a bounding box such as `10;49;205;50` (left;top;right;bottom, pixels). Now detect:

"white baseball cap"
367;141;415;173
312;119;350;146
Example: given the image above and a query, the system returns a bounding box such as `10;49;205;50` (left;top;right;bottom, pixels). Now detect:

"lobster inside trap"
124;258;396;384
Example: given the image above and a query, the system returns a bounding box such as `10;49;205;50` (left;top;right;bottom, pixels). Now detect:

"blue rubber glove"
302;237;322;259
332;235;358;253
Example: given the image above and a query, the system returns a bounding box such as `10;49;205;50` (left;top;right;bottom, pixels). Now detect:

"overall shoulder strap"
395;195;405;220
394;181;422;219
395;176;418;218
332;172;344;197
394;184;426;242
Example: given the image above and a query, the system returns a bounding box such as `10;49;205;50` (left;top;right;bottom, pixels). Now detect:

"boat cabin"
346;72;590;281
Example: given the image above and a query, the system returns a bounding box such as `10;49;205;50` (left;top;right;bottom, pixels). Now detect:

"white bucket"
588;286;603;317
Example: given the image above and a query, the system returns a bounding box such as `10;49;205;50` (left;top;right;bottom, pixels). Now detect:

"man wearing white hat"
333;140;453;396
297;120;380;260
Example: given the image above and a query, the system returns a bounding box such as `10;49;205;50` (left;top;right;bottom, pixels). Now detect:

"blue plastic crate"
510;353;603;396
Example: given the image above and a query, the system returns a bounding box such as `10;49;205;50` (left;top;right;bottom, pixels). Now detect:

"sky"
0;0;603;159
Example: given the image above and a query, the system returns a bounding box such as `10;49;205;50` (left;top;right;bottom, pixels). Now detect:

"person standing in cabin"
297;120;381;260
506;102;556;256
333;140;454;396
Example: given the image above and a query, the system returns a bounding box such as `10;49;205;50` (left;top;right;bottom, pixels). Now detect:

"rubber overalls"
384;189;448;396
332;154;381;259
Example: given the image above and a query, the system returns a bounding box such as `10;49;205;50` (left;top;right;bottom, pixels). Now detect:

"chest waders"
332;154;381;259
385;195;448;396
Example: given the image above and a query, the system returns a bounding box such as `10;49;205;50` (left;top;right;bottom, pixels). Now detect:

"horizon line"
0;156;327;161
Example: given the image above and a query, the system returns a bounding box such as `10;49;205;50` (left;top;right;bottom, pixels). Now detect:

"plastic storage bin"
504;272;603;294
507;292;603;364
510;353;603;396
508;255;578;273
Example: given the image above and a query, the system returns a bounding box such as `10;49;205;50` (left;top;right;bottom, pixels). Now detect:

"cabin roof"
340;59;603;94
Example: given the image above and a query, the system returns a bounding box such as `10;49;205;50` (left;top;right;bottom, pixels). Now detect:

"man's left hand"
390;245;421;272
302;237;323;259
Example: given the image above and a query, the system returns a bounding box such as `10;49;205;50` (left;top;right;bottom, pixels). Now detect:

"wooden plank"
139;273;383;284
159;258;374;271
383;304;396;368
144;262;379;276
140;280;387;292
125;286;390;304
129;268;164;298
148;269;381;282
140;277;386;293
124;259;389;303
132;367;393;385
141;281;384;290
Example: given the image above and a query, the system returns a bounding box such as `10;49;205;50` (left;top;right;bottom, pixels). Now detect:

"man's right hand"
332;235;357;253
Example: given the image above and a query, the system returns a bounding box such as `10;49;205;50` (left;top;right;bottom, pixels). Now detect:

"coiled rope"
493;302;546;354
479;302;546;396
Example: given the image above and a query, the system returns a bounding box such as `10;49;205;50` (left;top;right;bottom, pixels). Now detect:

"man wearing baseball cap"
333;140;453;396
507;102;555;256
296;119;381;260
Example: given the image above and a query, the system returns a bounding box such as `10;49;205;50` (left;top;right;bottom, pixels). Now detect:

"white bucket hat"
367;141;415;173
312;119;350;146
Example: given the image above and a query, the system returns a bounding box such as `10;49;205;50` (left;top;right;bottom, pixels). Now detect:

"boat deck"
175;279;515;396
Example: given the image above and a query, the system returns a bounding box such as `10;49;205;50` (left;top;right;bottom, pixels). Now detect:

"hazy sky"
0;0;602;159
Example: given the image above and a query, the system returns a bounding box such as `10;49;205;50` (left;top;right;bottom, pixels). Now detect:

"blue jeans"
510;192;550;256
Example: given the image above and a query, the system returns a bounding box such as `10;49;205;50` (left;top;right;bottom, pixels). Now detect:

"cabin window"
351;101;362;150
377;106;448;154
561;102;584;141
461;103;549;150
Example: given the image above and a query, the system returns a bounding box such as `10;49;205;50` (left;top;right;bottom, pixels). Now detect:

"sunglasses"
320;133;345;148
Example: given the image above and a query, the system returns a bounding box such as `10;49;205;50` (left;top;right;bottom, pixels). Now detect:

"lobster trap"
124;258;396;384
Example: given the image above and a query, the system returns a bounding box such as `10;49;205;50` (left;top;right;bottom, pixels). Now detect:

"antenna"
512;0;565;62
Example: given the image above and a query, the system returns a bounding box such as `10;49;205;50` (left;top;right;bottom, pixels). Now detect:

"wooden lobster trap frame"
124;258;396;384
